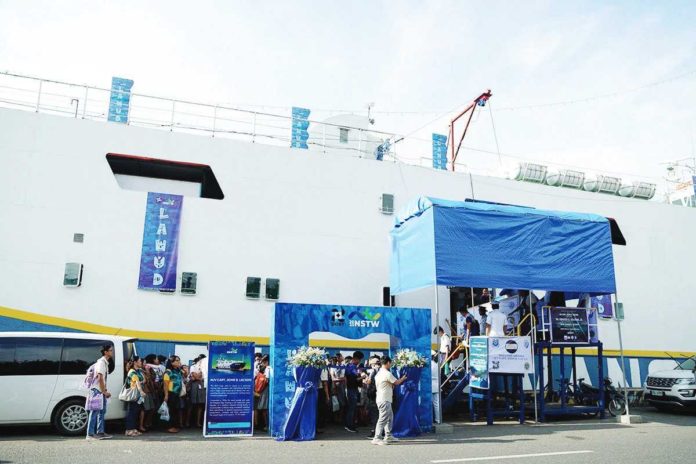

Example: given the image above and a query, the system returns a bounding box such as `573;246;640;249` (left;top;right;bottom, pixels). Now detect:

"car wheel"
53;398;89;436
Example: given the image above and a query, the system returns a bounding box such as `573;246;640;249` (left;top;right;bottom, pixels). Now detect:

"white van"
0;332;137;435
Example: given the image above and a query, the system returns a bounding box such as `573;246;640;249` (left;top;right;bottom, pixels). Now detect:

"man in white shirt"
438;327;451;375
486;302;507;337
330;353;346;410
87;344;113;440
431;352;441;424
317;360;331;431
372;356;407;445
455;307;466;339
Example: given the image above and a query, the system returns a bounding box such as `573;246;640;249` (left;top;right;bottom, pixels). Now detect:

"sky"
1;0;695;188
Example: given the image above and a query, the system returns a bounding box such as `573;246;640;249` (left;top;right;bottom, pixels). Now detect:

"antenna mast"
449;90;492;171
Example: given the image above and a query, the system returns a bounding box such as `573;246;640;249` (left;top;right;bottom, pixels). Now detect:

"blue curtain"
392;367;422;437
277;366;321;441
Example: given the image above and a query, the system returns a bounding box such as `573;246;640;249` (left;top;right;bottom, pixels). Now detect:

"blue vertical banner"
469;336;489;389
432;133;447;170
108;77;134;123
290;106;310;149
204;341;255;437
137;192;183;292
591;294;613;319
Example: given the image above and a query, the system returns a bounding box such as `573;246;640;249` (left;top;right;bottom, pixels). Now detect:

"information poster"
550;307;590;344
487;336;533;374
591;294;613;319
204;341;255;437
498;296;520;334
469;336;489;389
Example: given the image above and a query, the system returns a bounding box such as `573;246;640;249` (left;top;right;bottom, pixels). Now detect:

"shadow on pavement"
2;407;695;444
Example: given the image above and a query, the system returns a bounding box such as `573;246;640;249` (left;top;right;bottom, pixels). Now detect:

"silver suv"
644;356;696;411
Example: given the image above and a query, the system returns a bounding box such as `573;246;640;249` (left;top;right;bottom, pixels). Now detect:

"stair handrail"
516;312;537;336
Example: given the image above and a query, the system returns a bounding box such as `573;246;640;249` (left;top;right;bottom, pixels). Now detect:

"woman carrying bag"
140;365;157;432
121;356;147;437
163;355;183;433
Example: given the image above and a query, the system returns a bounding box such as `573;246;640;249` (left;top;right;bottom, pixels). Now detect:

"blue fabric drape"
393;367;422;438
277;366;321;441
390;197;617;294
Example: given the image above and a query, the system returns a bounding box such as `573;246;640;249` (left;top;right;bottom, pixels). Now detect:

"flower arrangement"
287;346;328;368
392;348;427;368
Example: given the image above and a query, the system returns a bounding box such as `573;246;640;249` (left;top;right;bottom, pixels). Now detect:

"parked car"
0;332;136;435
644;356;696;411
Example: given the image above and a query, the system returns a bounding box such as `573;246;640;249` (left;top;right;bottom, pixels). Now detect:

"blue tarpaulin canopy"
390;197;617;295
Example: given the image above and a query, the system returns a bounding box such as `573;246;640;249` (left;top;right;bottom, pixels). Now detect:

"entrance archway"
269;303;432;436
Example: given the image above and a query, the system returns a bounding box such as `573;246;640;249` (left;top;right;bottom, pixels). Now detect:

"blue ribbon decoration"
393;367;423;437
277;366;321;441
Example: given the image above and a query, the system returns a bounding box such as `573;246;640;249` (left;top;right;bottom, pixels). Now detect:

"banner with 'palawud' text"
137;192;183;292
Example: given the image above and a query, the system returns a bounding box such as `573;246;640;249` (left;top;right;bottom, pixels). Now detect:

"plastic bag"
85;389;104;411
331;395;340;412
158;400;170;422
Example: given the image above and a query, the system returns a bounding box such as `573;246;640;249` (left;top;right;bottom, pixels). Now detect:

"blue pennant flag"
108;77;134;123
291;106;311;149
432;133;447;170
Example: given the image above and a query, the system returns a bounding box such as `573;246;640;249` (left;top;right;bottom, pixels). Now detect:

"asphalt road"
1;409;695;464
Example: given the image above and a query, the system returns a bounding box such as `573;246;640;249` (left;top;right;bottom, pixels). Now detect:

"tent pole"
615;290;631;417
529;290;538;424
435;285;442;424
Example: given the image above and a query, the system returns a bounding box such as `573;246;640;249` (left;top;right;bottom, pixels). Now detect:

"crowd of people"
88;293;523;442
252;350;420;440
84;345;208;439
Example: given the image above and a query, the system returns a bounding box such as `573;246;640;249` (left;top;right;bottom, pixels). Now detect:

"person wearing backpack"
189;354;207;428
364;356;381;438
254;364;269;431
86;344;114;440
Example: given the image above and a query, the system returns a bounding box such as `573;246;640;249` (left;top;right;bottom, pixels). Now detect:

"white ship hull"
0;107;693;388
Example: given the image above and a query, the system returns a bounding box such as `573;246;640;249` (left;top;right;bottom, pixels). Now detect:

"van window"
0;338;15;374
60;338;111;375
0;337;62;376
123;341;135;365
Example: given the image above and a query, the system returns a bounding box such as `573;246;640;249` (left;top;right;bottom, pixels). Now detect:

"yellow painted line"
1;305;694;356
0;305;269;344
312;339;389;350
0;305;386;349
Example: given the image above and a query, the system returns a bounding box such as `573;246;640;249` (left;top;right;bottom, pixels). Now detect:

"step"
434;422;454;434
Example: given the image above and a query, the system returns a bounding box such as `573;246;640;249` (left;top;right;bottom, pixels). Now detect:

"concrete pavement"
1;408;695;464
